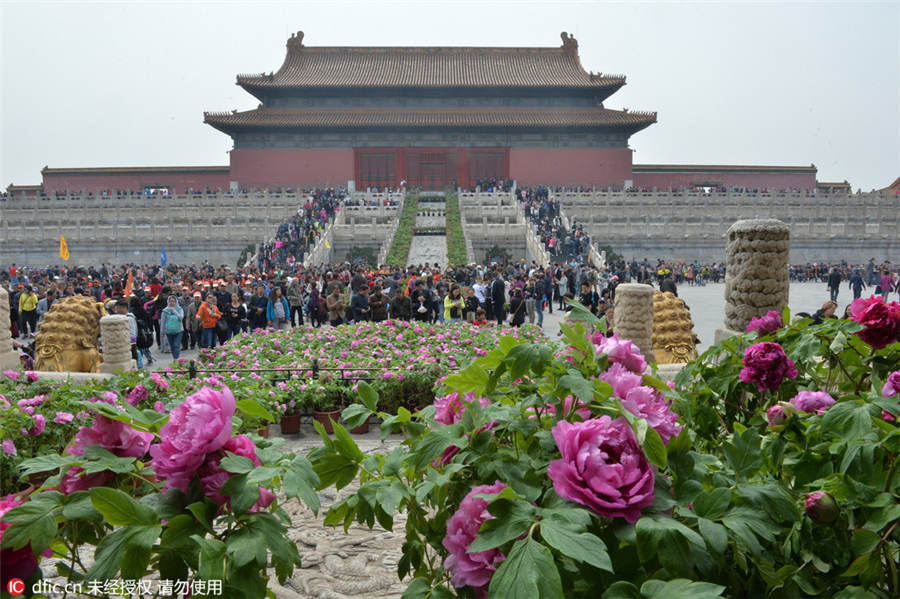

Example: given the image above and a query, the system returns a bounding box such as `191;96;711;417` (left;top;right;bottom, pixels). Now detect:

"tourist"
131;296;154;366
579;282;599;315
472;307;488;326
848;269;866;299
18;285;38;337
444;284;464;322
827;267;842;302
464;288;479;323
878;269;893;300
160;295;184;360
508;288;526;327
524;278;536;324
412;280;431;322
36;289;56;323
390;289;410;320
266;287;290;330
369;285;387;322
183;293;201;349
812;300;838;325
326;285;346;327
196;294;222;348
557;271;569;310
225;293;246;339
491;272;506;325
307;285;324;328
660;272;678;296
350;285;371;323
249;285;269;330
287;278;304;327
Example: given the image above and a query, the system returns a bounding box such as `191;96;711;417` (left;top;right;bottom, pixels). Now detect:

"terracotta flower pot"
349;418;370;434
313;409;341;434
280;414;301;435
256;426;270;438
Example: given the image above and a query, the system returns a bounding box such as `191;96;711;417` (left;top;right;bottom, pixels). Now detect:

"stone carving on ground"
613;283;656;363
723;218;790;333
651;291;699;364
0;287;20;370
33;295;106;372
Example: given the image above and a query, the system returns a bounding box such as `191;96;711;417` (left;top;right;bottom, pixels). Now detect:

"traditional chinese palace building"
202;31;656;190
9;32;831;194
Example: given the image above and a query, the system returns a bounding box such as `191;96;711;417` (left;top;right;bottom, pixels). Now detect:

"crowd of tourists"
520;187;592;262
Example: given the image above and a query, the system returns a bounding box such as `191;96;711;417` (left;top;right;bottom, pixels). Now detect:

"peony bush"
307;300;900;598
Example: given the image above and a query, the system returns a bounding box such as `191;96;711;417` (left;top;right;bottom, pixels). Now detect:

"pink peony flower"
442;481;508;590
597;363;643;399
198;435;275;511
1;494;51;586
154;401;166;413
547;416;655;523
789;391;835;415
59;467;114;495
746;310;784;336
739;342;798;392
25;371;39;383
804;491;839;525
1;440;16;456
592;334;647;374
25;414;46;436
2;370;20;381
149;386;236;492
883;370;900;397
53;411;75;425
767;404;787;426
126;384;148;406
68;415;154;458
433;392;490;426
620;386;682;444
849;297;900;350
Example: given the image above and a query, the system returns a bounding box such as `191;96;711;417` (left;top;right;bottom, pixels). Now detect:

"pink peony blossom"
1;494;51;586
547;416;655;523
767;404;787;426
150;386;236;492
598;363;643;399
739;342;798;392
592;334;647;374
1;440;16;456
789;391;835;415
126;384;149;406
2;370;20;381
883;370;900;397
68;415;154;458
442;481;508;590
154;401;166;413
746;311;784;336
433;392;490;426
25;414;46;436
198;435;275;511
53;411;75;425
25;371;39;383
59;467;114;495
620;386;682;444
849;297;900;350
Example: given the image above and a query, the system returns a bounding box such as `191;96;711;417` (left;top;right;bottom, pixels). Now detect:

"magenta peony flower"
620;386;682;444
2;370;20;381
126;384;149;406
150;386;236;492
198;435;275;511
883;370;900;398
53;411;75;425
849;297;900;350
789;391;835;415
25;371;39;383
597;363;643;399
1;440;16;456
746;310;784;336
25;414;45;436
592;333;647;374
442;481;508;589
547;417;655;523
153;401;166;413
739;342;798;392
68;415;154;458
804;491;839;525
59;467;114;495
767;404;787;426
433;392;490;426
0;494;51;586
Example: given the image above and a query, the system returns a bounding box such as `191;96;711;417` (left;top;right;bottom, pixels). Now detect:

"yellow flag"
325;240;331;249
59;235;70;261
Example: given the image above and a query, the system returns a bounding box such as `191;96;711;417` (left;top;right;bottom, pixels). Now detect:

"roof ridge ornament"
287;31;304;51
560;31;578;54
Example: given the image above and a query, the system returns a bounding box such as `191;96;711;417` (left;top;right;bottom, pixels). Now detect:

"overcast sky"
2;1;898;190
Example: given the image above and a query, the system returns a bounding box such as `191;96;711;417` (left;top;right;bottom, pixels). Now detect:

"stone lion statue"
34;296;107;373
651;291;700;364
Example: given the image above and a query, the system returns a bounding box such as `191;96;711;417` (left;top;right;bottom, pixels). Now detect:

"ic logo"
6;578;25;595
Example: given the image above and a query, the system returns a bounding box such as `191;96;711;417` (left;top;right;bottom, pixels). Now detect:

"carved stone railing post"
99;315;135;373
612;283;655;363
0;287;19;370
721;218;790;336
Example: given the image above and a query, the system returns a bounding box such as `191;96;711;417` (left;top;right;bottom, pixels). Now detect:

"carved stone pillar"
0;287;19;370
721;218;790;336
99;315;135;373
613;283;655;363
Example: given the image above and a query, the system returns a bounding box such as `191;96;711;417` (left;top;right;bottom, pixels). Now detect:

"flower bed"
444;193;468;266
307;299;900;598
386;192;419;266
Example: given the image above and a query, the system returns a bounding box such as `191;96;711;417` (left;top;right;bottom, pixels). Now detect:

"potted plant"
312;384;344;434
278;402;301;435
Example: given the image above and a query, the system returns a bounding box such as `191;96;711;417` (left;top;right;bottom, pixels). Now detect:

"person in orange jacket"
196;294;222;348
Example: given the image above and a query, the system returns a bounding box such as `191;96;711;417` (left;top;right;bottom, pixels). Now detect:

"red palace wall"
509;148;633;187
229;149;354;188
42;170;231;195
632;170;817;191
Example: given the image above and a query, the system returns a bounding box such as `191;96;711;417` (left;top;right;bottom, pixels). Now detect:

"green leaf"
641;426;667;469
332;420;365;462
722;507;775;556
601;582;641;599
81;445;137;474
468;499;536;553
850;529;881;556
139;488;187;521
401;577;431;599
61;492;103;521
558;372;595;403
120;525;161;580
408;425;464;470
489;537;564;599
540;519;613;572
226;527;267;568
693;488;731;520
635;515;705;574
219;453;255;474
356;381;379;412
186;501;215;534
235;398;274;421
564;300;605;330
829;331;848;353
506;343;554;379
246;466;279;485
17;454;76;477
90;487;158;526
722;425;763;480
191;535;226;581
640;579;725;599
310;451;359;490
341;403;372;429
283;455;321;515
697;518;728;554
822;400;876;441
86;525;161;582
0;500;60;554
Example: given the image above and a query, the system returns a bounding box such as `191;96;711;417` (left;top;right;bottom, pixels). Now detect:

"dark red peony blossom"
849;297;900;350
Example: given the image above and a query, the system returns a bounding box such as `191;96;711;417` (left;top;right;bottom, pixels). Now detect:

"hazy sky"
2;1;898;190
